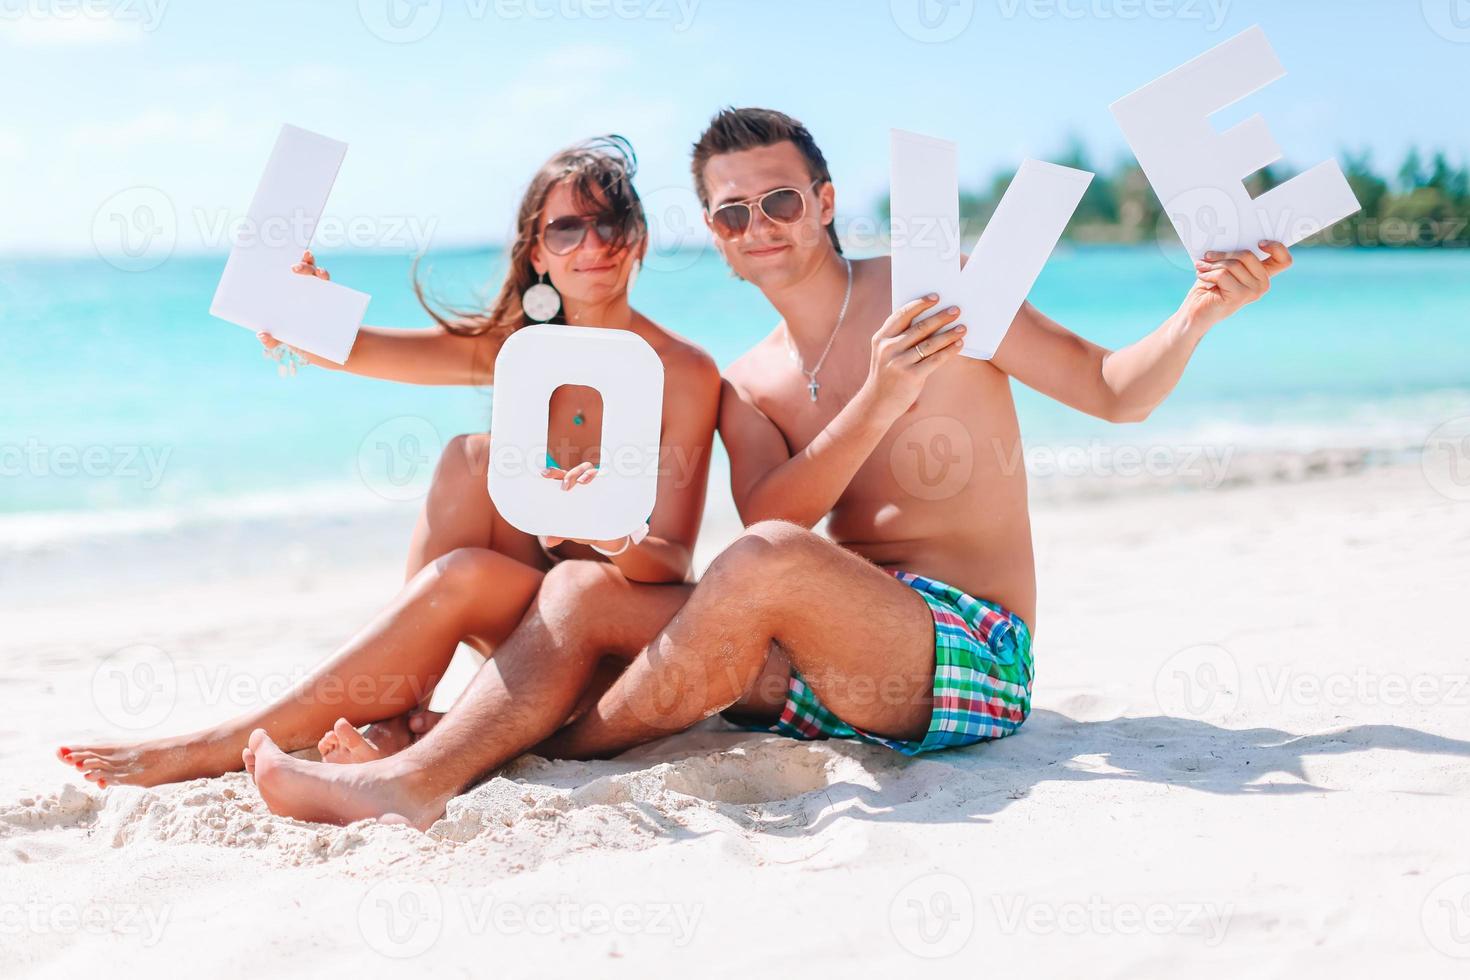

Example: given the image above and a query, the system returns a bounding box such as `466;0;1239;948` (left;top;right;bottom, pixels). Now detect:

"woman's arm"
261;325;498;386
555;348;720;584
257;251;499;387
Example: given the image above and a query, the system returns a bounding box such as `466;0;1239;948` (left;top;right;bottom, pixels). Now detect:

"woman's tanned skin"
57;163;721;788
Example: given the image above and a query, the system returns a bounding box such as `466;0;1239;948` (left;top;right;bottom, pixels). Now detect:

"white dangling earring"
521;272;561;322
625;258;641;296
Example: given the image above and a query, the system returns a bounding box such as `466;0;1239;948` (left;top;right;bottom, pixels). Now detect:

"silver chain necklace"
784;257;852;402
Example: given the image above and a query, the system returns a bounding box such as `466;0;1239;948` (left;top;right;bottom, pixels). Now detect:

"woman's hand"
256;251;334;368
542;461;597;491
1182;241;1293;331
537;463;625;550
293;249;331;283
858;295;968;421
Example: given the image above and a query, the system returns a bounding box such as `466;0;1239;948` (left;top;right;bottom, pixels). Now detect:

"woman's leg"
322;432;551;760
58;548;544;788
405;432;549;585
241;563;696;829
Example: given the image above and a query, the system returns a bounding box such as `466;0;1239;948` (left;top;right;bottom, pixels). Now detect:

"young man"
242;108;1292;828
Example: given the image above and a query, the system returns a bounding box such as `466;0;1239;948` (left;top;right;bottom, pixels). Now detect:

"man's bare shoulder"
724;326;787;395
849;255;893;328
856;254;892;279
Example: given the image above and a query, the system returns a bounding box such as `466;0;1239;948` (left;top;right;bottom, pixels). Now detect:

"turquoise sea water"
2;245;1467;542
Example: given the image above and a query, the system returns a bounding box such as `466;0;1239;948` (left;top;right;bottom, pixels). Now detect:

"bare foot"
56;731;246;789
407;707;444;736
246;729;448;830
318;715;415;763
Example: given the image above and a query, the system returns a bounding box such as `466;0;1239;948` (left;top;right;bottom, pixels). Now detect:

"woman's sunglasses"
708;181;821;240
541;211;642;256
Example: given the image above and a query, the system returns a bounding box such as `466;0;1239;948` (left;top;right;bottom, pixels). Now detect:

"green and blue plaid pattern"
743;571;1034;756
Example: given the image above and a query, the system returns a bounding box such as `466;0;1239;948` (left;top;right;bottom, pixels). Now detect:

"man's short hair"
690;107;843;254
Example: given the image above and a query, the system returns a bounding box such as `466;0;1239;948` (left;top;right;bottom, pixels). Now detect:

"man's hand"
1182;241;1293;330
860;295;967;420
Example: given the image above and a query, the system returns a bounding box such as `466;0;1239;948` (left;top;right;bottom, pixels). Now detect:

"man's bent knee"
541;559;620;601
743;519;822;550
706;520;828;586
538;560;623;624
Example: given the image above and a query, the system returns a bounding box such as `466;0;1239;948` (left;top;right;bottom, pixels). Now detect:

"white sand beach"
3;461;1469;977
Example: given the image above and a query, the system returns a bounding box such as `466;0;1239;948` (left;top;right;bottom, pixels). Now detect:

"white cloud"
66;107;235;152
281;64;352;89
0;13;137;46
0;127;25;160
159;62;244;88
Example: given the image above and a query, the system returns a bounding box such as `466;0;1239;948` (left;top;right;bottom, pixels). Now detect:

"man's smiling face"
701;141;837;291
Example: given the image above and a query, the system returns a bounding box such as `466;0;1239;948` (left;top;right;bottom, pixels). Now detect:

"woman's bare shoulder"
635;315;721;384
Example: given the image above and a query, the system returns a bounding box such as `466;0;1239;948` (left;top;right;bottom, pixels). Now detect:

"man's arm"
721;377;885;529
723;297;966;528
992;243;1292;422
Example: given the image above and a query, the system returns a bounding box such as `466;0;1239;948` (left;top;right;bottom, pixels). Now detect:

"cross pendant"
807;379;820;402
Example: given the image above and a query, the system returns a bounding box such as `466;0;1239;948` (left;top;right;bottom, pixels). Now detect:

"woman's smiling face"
531;179;644;313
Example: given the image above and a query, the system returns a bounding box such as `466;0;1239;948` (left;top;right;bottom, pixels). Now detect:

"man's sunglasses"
708;181;822;240
542;211;642;256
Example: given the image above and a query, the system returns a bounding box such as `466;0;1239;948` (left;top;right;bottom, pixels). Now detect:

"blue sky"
2;0;1467;253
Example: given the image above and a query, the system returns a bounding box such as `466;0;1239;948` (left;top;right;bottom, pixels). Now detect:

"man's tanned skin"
240;125;1291;828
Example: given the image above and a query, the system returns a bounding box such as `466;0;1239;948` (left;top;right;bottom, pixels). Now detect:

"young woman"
56;136;721;787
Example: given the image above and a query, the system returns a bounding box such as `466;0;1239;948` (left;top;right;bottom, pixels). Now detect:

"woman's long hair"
414;135;646;340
